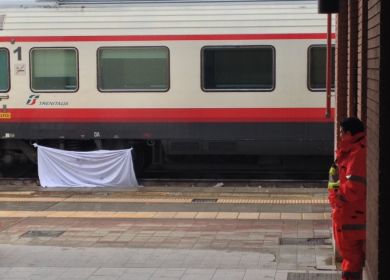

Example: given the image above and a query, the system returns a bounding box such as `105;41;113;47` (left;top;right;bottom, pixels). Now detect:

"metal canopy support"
318;0;338;119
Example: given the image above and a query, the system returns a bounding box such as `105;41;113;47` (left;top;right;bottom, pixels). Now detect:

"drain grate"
21;230;65;238
191;198;218;203
280;237;331;245
287;272;341;280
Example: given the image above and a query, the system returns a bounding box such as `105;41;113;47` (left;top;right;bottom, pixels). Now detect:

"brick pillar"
377;0;390;276
364;0;388;279
357;0;367;123
335;0;349;145
348;0;358;117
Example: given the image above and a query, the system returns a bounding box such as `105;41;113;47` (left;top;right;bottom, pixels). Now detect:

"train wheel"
0;151;37;178
131;143;152;178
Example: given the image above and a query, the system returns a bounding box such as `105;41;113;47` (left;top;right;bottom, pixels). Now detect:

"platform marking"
0;191;35;195
0;210;331;220
0;197;329;204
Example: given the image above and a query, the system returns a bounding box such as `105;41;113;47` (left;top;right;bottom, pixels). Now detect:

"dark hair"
340;117;365;135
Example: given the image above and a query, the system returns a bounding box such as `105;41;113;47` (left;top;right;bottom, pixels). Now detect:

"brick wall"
347;0;358;117
336;1;383;279
335;0;348;144
365;0;381;279
357;0;367;122
337;1;389;279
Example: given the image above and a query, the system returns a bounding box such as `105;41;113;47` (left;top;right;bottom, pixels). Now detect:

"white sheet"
34;144;138;187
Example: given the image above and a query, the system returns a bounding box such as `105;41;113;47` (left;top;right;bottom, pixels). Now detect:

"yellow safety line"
0;197;328;204
0;197;66;202
0;191;35;195
0;210;331;220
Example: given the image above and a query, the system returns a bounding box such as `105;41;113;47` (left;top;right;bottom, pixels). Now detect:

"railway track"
0;177;327;191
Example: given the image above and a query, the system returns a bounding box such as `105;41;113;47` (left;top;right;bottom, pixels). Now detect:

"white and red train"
0;0;334;176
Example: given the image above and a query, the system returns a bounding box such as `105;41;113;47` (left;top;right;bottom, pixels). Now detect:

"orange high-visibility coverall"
329;131;366;280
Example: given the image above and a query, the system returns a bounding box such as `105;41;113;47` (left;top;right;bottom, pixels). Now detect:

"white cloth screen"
34;144;138;188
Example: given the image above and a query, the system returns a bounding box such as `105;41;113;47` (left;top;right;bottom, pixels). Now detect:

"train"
0;0;335;178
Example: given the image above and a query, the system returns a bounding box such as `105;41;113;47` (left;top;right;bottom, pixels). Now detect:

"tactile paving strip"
0;197;328;204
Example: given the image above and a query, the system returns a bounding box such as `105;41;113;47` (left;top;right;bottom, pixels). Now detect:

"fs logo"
26;95;40;105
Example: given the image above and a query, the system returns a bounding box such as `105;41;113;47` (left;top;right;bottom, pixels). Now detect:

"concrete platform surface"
0;181;340;280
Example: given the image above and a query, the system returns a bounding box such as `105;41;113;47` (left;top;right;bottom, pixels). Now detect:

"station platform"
0;180;341;280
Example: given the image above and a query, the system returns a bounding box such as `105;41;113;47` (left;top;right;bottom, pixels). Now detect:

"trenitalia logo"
25;94;69;106
26;95;40;105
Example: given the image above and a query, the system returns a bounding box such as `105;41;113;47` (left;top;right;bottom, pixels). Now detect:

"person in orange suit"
328;117;366;280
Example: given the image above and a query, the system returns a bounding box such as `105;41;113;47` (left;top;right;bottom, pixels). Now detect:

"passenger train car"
0;0;335;177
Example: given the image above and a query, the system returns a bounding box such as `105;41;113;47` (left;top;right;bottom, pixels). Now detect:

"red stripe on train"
3;108;334;123
0;33;336;42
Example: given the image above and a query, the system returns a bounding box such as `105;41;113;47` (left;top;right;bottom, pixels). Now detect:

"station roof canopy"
0;0;328;36
0;0;316;6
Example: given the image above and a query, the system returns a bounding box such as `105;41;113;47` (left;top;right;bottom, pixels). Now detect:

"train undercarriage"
0;139;332;180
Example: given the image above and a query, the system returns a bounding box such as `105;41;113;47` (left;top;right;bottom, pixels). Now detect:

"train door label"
15;63;26;75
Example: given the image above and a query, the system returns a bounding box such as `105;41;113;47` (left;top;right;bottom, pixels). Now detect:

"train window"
0;48;10;92
97;47;169;92
30;48;78;92
202;46;275;91
308;45;335;91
